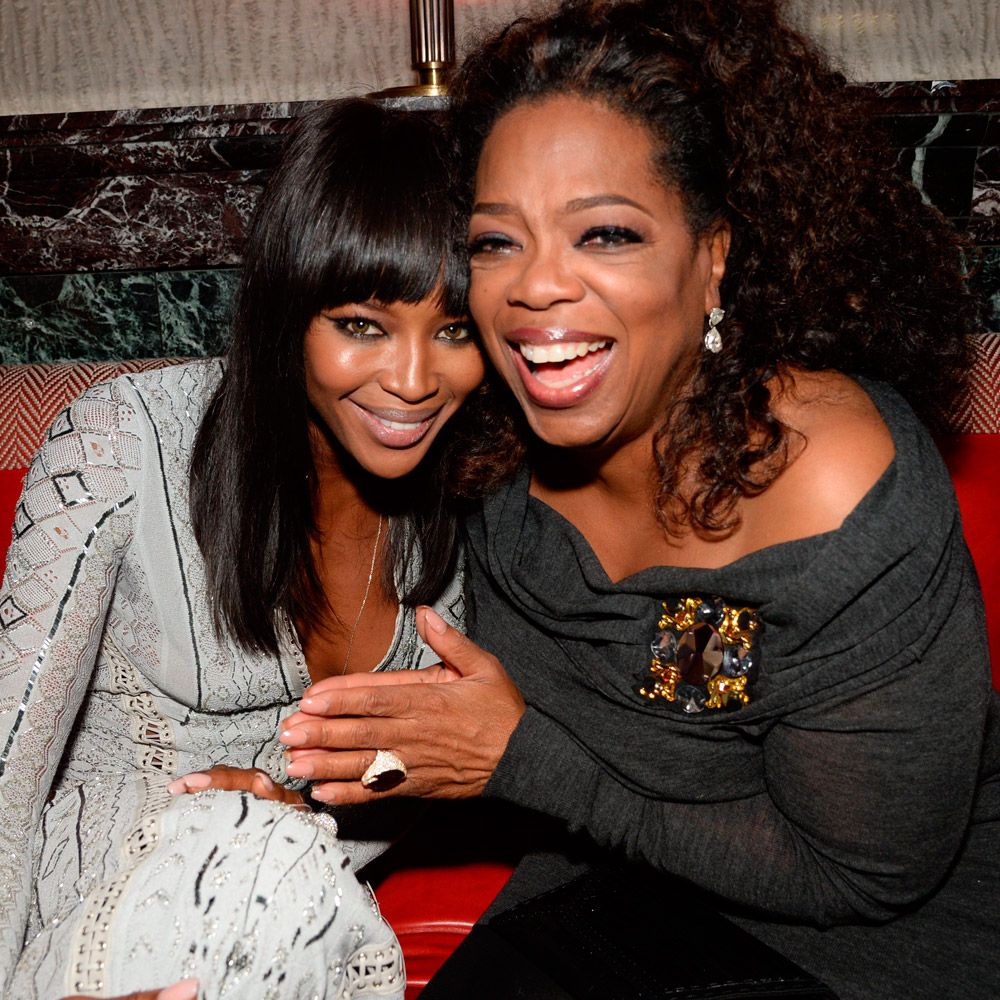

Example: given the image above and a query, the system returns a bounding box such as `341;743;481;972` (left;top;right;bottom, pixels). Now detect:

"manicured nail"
256;773;275;791
166;773;211;795
279;728;306;746
157;978;200;1000
309;784;334;803
422;607;447;635
286;760;311;779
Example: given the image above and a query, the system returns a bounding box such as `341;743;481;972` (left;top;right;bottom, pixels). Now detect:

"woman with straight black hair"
0;98;485;999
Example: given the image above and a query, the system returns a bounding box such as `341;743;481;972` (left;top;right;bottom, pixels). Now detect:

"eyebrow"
471;194;652;218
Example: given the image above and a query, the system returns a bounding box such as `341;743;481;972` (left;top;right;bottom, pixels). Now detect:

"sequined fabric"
0;360;463;997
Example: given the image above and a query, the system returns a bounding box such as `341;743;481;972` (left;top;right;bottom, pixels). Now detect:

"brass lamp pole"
372;0;456;100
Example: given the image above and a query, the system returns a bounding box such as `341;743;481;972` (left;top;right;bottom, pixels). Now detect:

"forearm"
486;695;983;926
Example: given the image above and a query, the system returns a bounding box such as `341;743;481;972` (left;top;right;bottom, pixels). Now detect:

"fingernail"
257;773;275;791
157;978;200;1000
424;607;447;634
309;784;334;804
166;773;211;795
286;760;311;779
280;728;306;746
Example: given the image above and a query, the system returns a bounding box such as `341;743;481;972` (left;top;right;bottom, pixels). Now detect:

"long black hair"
189;98;471;655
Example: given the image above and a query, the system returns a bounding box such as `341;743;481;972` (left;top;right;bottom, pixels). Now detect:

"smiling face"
304;294;484;479
468;94;728;455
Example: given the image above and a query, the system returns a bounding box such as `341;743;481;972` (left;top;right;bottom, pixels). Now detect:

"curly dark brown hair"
447;0;984;532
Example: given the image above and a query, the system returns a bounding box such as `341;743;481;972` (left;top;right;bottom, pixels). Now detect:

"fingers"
302;662;455;703
280;711;402;752
165;767;304;809
166;772;214;795
286;749;376;782
290;681;431;735
415;606;501;678
166;766;267;796
157;981;200;1000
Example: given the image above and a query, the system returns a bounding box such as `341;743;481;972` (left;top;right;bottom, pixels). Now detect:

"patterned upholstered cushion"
0;359;187;470
949;333;1000;433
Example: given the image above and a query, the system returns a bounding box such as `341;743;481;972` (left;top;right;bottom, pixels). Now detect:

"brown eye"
578;225;643;247
437;323;472;342
333;317;380;337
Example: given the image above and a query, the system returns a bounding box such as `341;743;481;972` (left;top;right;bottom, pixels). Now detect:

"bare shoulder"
759;369;895;535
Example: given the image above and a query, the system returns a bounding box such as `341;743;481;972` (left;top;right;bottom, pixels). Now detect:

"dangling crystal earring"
704;307;725;354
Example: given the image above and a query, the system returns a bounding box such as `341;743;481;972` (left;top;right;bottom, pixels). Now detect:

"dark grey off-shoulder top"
465;379;1000;1000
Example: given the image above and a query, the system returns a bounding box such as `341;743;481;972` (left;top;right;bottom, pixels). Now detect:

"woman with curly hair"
279;2;998;996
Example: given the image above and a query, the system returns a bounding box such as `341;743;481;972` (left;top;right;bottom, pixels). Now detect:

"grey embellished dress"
0;360;465;999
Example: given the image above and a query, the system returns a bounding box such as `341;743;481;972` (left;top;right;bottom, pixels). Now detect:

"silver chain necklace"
341;515;384;674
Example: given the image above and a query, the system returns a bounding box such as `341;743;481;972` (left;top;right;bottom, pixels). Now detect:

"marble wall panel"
0;103;305;276
971;146;1000;244
0;273;161;363
157;269;238;357
1;81;998;366
0;170;267;275
971;247;1000;324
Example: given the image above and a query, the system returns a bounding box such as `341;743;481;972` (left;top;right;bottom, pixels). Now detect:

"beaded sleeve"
0;378;140;985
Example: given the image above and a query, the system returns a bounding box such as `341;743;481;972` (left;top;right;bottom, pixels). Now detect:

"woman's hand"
62;977;199;1000
166;766;306;810
280;607;525;806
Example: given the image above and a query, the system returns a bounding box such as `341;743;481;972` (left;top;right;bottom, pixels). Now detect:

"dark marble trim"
0;82;996;364
0;101;321;138
865;79;1000;114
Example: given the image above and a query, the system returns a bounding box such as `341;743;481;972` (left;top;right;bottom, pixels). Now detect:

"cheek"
469;270;504;331
450;350;487;401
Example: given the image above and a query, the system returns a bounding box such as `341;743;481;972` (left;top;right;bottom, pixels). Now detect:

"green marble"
0;272;160;363
971;245;1000;330
157;269;238;358
0;269;240;363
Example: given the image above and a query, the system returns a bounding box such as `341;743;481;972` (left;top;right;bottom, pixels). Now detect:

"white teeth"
376;417;424;430
518;341;608;364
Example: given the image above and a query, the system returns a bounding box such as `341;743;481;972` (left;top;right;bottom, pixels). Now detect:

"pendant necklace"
341;514;384;673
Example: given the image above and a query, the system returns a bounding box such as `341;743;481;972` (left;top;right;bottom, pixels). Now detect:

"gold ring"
361;749;407;791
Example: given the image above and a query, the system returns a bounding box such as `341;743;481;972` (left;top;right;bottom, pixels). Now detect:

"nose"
380;337;440;403
506;242;585;311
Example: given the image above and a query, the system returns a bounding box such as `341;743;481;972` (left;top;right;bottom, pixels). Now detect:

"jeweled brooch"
637;596;762;714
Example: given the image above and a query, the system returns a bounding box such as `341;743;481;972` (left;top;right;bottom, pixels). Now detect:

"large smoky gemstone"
677;623;724;686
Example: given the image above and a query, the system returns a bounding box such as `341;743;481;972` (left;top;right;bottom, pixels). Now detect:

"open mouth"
518;340;610;387
509;338;614;406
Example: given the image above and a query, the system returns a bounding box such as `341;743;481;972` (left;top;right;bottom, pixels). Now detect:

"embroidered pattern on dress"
69;776;171;994
638;596;762;714
336;941;405;997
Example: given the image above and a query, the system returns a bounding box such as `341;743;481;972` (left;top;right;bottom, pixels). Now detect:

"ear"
703;222;731;314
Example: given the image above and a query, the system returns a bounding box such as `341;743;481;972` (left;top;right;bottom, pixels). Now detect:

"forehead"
475;94;664;200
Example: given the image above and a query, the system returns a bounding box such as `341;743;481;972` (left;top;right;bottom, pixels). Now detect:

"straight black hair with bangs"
189;98;470;656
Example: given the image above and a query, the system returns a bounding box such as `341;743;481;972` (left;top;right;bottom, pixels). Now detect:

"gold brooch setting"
638;596;762;714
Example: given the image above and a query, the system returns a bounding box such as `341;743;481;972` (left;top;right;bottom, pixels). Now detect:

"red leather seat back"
938;334;1000;687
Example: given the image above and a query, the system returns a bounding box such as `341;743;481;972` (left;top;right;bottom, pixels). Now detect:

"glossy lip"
350;401;443;448
505;327;615;409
